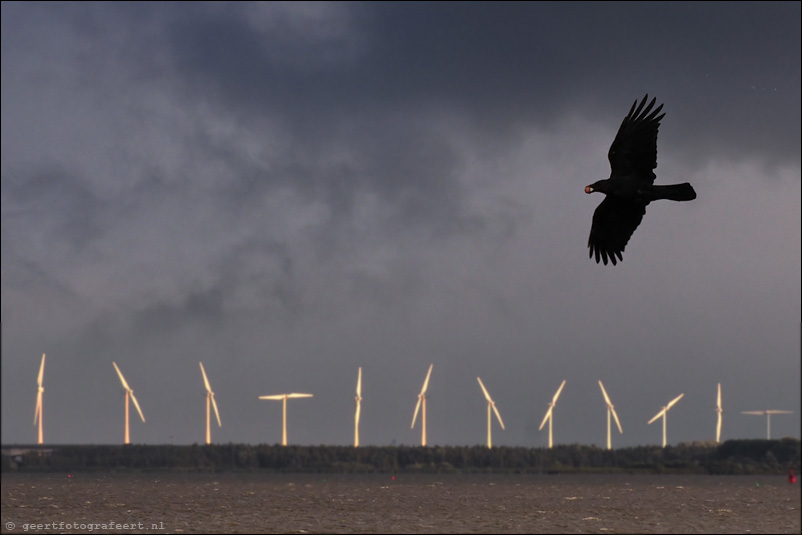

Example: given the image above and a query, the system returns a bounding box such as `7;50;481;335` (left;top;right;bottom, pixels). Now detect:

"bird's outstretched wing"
608;94;664;184
588;196;646;265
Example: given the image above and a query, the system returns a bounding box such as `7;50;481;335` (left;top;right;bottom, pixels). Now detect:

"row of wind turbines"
31;355;794;448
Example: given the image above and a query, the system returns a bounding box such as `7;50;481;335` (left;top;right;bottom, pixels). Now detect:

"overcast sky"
2;2;800;449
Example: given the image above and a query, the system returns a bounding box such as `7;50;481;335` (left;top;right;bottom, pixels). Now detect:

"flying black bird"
585;95;696;265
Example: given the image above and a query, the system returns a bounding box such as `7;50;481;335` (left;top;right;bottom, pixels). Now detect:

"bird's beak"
584;186;593;194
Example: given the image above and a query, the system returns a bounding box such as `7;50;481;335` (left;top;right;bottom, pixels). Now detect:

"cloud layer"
2;2;799;447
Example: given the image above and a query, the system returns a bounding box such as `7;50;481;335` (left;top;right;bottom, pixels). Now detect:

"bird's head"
584;180;610;195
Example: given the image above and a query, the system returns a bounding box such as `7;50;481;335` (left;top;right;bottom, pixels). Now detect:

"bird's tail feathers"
653;183;696;201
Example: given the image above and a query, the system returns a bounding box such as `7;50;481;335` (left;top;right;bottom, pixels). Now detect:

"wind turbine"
112;362;146;444
476;377;505;449
741;410;794;439
647;393;684;447
538;380;566;449
598;380;623;450
33;353;46;444
715;383;723;443
259;393;313;446
411;363;433;446
199;362;221;445
354;367;362;448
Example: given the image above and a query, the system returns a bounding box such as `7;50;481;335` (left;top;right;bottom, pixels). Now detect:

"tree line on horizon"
2;438;799;475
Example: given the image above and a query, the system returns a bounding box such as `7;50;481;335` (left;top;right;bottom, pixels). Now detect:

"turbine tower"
199;362;222;445
715;383;723;443
477;377;505;449
112;362;146;444
259;393;313;446
538;380;566;449
33;353;46;445
411;364;433;446
598;380;623;450
741;410;793;439
647;393;684;447
354;367;362;448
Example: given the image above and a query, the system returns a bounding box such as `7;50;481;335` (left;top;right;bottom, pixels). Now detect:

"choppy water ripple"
2;473;800;534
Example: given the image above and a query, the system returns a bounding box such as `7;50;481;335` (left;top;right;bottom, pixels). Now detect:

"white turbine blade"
477;377;493;402
34;393;42;425
741;410;765;415
666;393;684;411
765;410;793;415
287;393;314;398
259;394;286;400
37;353;46;387
420;364;433;395
130;392;146;423
211;394;222;427
552;380;566;404
598;380;612;407
611;406;623;434
113;362;132;391
717;383;721;411
716;412;722;441
411;397;422;428
356;367;362;398
492;403;505;430
648;408;667;425
355;399;361;427
199;362;213;393
539;406;553;431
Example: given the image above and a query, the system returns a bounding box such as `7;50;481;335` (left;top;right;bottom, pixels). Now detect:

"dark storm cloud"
4;1;797;247
162;2;800;162
148;0;801;273
3;167;106;251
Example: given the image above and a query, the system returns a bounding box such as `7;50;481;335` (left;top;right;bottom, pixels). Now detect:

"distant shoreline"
3;439;800;475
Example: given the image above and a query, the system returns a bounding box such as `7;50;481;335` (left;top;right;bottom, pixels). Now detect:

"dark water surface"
2;472;800;534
